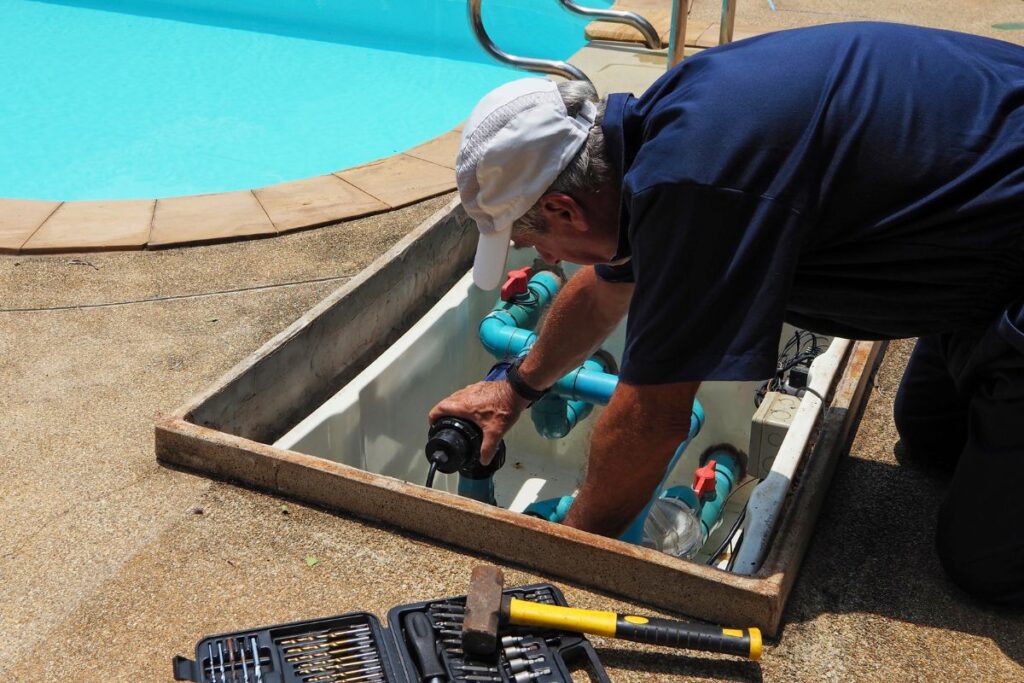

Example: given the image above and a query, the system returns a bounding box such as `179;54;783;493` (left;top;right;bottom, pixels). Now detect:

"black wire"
725;525;743;572
799;386;826;402
704;477;757;566
756;328;827;406
425;462;437;488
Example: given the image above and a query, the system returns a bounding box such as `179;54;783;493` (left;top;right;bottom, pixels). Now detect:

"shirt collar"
602;92;634;263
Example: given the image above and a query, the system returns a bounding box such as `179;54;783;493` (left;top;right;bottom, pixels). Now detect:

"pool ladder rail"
468;0;739;78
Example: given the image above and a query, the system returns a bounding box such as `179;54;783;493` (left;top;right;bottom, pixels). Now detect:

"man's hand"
429;380;532;465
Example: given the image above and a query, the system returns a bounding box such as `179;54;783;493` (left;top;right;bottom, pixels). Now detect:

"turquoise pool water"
0;0;610;201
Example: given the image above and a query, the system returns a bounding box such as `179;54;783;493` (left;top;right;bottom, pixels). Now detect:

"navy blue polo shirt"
596;22;1024;384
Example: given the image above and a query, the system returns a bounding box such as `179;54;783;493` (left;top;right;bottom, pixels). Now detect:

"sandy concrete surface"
5;216;1023;682
4;3;1024;681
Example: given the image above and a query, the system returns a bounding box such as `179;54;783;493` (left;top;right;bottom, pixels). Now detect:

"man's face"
511;192;619;266
511;228;609;266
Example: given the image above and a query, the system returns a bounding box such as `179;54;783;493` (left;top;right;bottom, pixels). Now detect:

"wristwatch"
505;355;549;403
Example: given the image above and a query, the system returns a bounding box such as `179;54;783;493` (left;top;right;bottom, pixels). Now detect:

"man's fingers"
427;401;445;423
479;431;499;466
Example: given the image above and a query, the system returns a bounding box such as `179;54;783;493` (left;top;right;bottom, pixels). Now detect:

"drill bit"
227;638;237;683
428;612;465;621
302;663;382;682
457;663;500;673
428;601;465;612
239;638;250;683
207;643;216;683
285;635;373;656
278;625;370;646
429;619;463;628
217;642;227;683
287;643;376;665
293;650;378;673
250;637;263;683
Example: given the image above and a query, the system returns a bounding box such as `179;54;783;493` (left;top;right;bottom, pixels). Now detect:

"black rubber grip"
615;616;758;659
404;611;448;682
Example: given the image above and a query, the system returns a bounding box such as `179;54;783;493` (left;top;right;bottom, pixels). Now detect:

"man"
429;22;1024;605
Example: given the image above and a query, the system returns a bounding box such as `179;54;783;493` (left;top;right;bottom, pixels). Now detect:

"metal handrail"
667;0;688;67
719;0;737;44
468;0;589;82
556;0;661;50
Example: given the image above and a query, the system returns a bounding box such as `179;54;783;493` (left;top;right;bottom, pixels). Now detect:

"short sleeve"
619;183;806;384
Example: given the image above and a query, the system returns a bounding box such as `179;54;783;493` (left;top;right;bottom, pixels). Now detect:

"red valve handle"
693;459;718;499
501;267;532;301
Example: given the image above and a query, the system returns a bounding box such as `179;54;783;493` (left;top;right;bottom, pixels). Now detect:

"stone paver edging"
0;128;462;254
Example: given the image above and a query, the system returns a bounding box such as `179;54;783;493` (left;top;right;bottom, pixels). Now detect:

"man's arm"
428;266;633;463
517;265;634;388
563;380;700;536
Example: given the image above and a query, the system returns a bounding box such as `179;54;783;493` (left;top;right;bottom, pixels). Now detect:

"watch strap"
506;357;549;402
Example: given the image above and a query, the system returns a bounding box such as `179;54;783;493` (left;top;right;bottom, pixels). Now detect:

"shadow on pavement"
593;647;763;682
780;447;1024;667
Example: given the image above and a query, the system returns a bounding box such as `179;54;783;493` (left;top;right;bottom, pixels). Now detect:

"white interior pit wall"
276;251;833;565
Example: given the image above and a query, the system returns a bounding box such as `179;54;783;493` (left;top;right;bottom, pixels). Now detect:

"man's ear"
539;193;587;233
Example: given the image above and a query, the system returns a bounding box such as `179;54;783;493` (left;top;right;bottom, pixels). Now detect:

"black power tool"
424;416;506;486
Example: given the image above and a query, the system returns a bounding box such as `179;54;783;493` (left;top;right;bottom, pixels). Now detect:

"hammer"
462;566;761;660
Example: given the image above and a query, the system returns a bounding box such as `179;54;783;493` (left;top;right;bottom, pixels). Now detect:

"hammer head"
462;565;506;656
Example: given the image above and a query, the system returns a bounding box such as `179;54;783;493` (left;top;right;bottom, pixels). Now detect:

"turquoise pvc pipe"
523;495;575;522
530;394;592;439
550;365;619;405
478;314;536;359
477;270;619;404
695;449;743;540
531;357;612;439
619;400;705;544
478;271;561;359
458;476;496;505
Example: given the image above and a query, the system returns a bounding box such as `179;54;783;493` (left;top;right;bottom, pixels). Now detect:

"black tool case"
173;583;610;683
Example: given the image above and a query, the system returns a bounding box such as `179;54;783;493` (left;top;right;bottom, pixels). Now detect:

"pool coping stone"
21;199;154;253
0;199;62;254
1;126;462;254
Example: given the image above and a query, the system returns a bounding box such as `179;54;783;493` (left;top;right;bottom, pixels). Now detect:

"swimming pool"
1;0;610;201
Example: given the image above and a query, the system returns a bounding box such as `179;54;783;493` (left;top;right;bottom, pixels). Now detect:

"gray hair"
512;80;611;237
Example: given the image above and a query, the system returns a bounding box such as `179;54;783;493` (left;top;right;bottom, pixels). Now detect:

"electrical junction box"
749;391;802;479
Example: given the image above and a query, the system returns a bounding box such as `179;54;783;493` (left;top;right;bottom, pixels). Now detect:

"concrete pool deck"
2;1;1023;681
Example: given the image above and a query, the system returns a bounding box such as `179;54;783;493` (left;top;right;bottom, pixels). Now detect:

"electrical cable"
755;328;827;406
705;477;757;566
0;272;357;313
798;386;826;402
725;527;743;572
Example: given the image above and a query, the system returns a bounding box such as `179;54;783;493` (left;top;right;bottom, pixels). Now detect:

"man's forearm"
518;266;633;390
563;381;699;536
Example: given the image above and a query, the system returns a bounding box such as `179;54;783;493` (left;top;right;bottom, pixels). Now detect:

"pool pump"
424;362;510;505
424;416;506;504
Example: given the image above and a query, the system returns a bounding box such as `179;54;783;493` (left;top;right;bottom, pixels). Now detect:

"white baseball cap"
456;78;598;290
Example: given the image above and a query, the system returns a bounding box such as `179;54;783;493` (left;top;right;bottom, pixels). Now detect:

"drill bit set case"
172;583;610;683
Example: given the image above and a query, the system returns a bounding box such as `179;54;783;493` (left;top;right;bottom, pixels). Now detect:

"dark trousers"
894;302;1024;606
